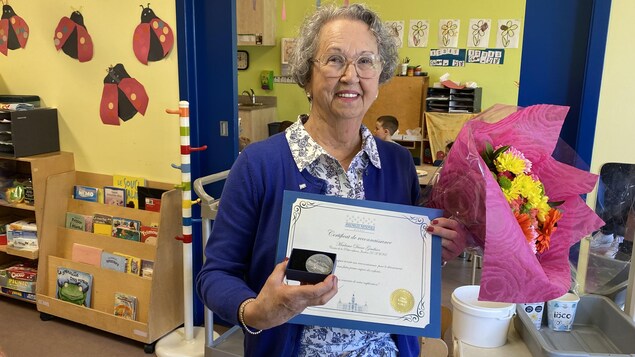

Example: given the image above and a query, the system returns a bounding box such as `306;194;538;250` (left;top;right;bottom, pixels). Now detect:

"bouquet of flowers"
427;104;604;303
481;143;563;255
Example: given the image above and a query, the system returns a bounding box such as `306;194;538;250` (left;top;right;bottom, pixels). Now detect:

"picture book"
138;186;167;212
114;292;137;320
71;243;102;267
84;215;94;232
92;213;113;236
112;175;146;209
140;225;159;245
100;252;127;272
74;185;99;202
56;267;93;307
65;212;86;231
112;227;141;242
103;186;126;207
114;252;141;276
112;217;141;231
141;259;154;279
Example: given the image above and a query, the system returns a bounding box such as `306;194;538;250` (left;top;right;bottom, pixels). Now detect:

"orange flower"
515;212;535;244
536;208;562;254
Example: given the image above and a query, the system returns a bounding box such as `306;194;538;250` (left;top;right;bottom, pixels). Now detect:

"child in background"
374;115;399;142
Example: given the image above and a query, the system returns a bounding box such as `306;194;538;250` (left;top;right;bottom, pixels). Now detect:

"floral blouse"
286;118;398;357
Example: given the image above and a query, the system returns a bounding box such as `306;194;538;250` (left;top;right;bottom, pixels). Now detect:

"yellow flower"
494;151;526;175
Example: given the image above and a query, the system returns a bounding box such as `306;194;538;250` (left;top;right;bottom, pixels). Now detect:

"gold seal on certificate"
390;289;415;313
305;253;334;275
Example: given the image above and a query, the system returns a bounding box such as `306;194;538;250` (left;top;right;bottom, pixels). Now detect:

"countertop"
238;95;277;110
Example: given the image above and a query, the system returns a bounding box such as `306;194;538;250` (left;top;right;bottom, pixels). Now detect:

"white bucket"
451;285;516;348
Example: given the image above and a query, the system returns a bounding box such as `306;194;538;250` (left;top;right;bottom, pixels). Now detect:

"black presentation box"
0;108;60;157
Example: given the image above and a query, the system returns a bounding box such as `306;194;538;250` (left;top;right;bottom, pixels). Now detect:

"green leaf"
549;200;565;208
492;145;510;159
498;176;512;189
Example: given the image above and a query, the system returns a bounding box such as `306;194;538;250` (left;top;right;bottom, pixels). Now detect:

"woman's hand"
242;259;339;330
427;217;473;262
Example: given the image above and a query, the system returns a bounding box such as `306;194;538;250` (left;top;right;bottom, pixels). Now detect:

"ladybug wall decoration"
133;4;174;65
0;1;29;56
99;63;149;126
53;10;93;62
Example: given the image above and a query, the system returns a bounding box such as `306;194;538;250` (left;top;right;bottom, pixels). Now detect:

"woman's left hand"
426;217;472;262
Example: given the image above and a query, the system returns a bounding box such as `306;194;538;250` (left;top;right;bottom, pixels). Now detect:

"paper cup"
547;293;579;331
520;302;545;330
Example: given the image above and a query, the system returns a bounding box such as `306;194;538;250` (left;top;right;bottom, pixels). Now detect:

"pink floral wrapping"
430;104;604;303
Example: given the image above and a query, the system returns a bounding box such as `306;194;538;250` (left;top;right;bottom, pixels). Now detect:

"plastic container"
451;285;516;348
515;294;635;356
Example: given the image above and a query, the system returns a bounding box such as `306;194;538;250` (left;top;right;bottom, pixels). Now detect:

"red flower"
536;208;562;254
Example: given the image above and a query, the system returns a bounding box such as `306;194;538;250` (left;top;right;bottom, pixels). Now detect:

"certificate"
275;191;443;337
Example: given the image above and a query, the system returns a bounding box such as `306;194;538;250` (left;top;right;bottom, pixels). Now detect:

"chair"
420;306;452;357
466;249;482;285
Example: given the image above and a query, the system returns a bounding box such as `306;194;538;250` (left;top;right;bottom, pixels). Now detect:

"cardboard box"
0;262;37;293
0;107;59;157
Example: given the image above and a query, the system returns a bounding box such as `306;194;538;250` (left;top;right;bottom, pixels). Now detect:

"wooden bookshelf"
36;171;183;347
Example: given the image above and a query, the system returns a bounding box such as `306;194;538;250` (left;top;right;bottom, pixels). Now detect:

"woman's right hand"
242;259;339;330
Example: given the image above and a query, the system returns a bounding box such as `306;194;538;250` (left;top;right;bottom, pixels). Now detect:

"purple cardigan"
196;132;421;356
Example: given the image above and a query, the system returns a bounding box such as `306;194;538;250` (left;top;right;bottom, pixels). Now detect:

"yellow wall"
0;0;525;182
0;1;181;184
238;0;526;122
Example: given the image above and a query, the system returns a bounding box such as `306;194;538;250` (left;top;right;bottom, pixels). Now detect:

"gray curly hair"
289;3;399;89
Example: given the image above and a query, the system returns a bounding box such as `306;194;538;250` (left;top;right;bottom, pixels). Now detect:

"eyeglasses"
312;53;382;79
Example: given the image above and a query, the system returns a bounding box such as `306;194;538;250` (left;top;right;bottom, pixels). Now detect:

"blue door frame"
175;0;239;325
518;0;611;167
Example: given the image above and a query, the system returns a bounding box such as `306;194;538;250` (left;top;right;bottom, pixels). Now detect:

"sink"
238;102;264;107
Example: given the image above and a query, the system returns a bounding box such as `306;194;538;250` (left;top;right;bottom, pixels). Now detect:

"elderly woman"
197;4;470;356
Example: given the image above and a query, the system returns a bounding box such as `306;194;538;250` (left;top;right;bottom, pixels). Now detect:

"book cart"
35;170;184;353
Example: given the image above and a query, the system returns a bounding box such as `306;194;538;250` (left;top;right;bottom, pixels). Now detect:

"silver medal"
305;253;334;275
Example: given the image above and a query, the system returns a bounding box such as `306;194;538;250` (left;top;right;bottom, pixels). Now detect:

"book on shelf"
103;186;126;207
65;212;93;232
141;260;154;279
114;252;141;276
140;225;158;245
112;217;141;241
92;213;113;236
138;186;167;212
73;185;99;203
112;227;141;242
71;243;102;267
114;292;137;320
100;252;127;272
56;267;93;307
65;212;86;231
112;174;146;209
112;217;141;231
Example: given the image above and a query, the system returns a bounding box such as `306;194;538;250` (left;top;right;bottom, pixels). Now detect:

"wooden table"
416;164;439;186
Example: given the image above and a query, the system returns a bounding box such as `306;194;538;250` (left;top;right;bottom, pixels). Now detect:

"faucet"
241;88;256;104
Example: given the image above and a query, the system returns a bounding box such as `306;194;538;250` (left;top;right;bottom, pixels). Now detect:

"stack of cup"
547;292;580;331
